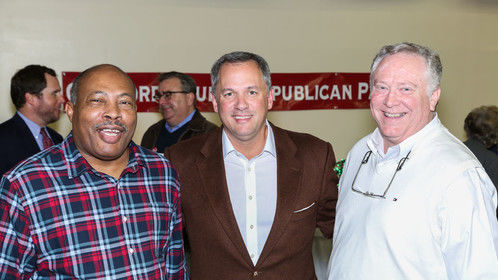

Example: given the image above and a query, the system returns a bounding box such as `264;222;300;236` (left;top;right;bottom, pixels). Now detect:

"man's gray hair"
370;42;442;95
210;51;272;96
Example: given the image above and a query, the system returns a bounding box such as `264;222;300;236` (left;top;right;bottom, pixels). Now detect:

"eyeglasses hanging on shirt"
350;149;411;199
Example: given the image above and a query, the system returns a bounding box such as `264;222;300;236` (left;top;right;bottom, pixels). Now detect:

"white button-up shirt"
328;116;498;279
222;122;277;265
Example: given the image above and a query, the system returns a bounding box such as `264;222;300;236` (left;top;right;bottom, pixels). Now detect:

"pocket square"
293;202;315;213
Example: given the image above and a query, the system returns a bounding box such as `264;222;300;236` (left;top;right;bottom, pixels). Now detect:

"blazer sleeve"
316;142;339;239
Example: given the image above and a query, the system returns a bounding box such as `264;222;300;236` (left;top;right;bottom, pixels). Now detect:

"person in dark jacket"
0;65;64;177
141;71;217;153
464;105;498;217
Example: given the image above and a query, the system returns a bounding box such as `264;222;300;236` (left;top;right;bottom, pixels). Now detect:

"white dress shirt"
328;115;498;279
222;121;277;265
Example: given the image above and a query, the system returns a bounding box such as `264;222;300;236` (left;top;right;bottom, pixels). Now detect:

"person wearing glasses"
0;65;65;178
328;42;498;279
141;71;217;153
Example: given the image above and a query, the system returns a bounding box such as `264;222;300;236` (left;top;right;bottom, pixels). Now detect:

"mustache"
94;121;128;133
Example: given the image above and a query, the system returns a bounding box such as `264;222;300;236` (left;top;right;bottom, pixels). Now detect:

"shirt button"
129;248;134;254
250;225;254;229
248;167;252;172
248;195;253;200
122;216;128;222
251;253;255;258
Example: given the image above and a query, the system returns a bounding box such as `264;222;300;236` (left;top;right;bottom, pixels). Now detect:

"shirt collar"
17;111;42;137
368;113;440;160
63;132;144;179
165;109;196;133
222;120;276;159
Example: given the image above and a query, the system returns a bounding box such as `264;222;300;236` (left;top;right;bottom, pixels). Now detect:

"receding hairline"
79;64;131;84
70;64;136;104
217;60;263;79
373;52;429;77
80;65;134;89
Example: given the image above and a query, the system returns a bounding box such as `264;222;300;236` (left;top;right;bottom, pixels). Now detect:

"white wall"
1;0;497;158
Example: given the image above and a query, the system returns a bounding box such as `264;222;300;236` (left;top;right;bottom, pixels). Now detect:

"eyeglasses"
351;149;411;199
154;91;188;101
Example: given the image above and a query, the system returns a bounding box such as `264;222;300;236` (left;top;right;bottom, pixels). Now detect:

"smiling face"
158;77;194;127
370;52;440;151
66;66;137;167
211;60;273;147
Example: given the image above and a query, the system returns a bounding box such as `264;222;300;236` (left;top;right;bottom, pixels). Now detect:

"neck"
18;107;47;127
81;151;130;180
228;125;268;160
167;107;195;127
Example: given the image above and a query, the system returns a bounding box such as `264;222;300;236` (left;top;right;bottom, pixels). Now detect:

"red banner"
62;72;370;112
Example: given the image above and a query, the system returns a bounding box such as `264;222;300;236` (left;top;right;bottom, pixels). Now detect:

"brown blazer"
164;124;338;280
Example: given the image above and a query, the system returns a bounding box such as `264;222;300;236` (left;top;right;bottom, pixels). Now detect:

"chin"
97;152;128;161
98;146;129;158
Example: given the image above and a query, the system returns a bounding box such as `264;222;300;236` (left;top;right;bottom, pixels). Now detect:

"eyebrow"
91;91;134;98
373;80;417;86
221;85;259;92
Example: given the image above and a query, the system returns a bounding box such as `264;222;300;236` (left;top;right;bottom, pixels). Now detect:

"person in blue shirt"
0;64;64;177
141;71;217;153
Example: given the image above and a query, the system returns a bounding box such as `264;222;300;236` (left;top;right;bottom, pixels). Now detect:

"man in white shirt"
165;51;338;279
328;42;498;279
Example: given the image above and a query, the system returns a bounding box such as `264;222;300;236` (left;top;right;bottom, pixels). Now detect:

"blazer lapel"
196;129;254;267
257;124;303;266
13;113;41;155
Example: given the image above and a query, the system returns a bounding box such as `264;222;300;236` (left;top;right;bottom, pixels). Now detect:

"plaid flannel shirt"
0;134;187;279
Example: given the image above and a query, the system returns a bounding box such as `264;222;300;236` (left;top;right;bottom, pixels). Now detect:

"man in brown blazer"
165;51;338;279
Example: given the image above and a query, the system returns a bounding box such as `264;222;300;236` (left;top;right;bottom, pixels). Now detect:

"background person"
141;71;217;153
0;64;64;177
464;105;498;216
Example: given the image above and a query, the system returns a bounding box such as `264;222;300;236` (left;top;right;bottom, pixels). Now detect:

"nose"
159;95;170;105
56;93;65;104
234;94;249;110
104;101;122;120
383;91;400;107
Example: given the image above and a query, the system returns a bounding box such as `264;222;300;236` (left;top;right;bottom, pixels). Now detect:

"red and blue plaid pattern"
0;134;187;279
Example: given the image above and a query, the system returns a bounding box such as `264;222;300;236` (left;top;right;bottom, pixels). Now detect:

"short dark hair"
10;65;57;109
464;105;498;148
210;51;271;96
70;64;135;105
158;71;197;94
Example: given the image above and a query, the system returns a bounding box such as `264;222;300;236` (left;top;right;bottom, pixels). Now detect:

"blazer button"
253;271;259;277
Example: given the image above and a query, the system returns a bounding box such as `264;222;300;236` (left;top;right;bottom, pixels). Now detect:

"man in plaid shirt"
0;64;187;279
